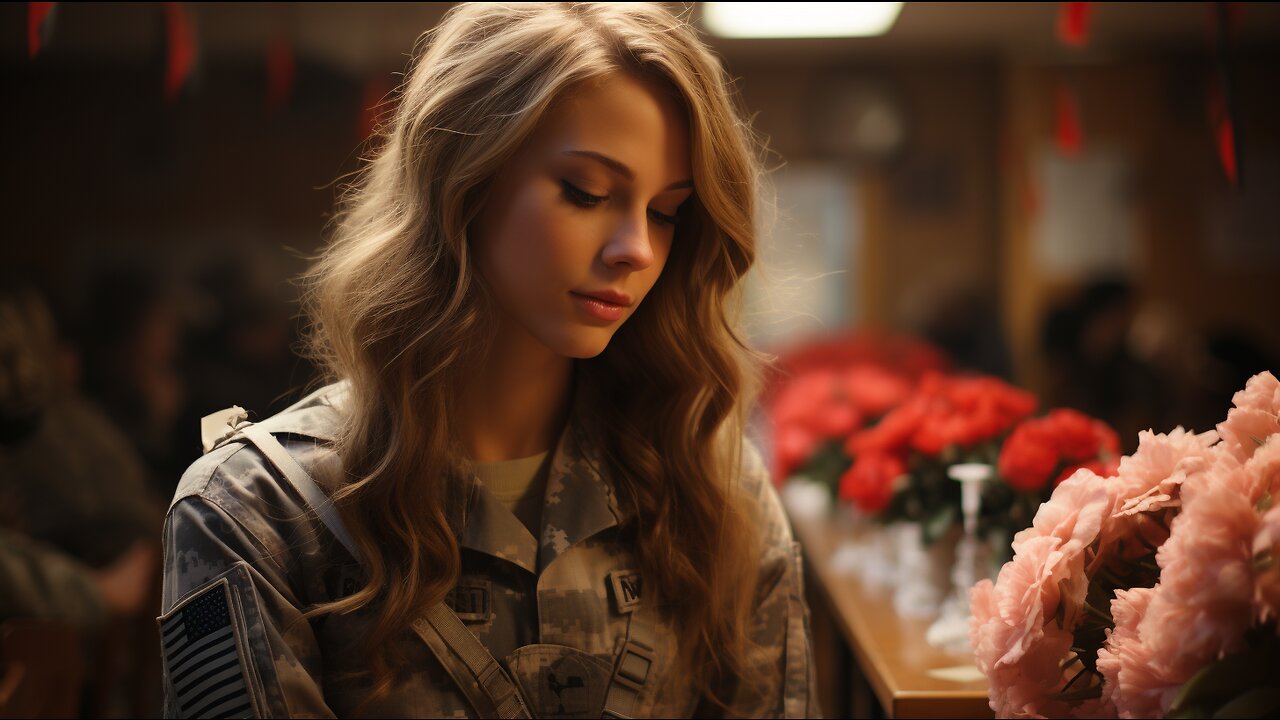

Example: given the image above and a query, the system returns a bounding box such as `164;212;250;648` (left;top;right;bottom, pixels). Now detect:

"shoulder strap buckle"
612;640;654;693
602;605;659;719
201;406;250;454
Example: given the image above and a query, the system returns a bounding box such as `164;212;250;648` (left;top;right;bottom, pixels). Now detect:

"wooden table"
792;510;994;719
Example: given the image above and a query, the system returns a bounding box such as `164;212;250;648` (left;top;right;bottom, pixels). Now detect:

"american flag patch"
161;579;255;719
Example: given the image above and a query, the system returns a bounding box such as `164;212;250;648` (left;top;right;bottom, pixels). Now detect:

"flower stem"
1083;601;1113;625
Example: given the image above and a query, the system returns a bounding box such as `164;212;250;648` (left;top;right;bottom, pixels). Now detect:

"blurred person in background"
1040;278;1276;449
1040;279;1167;451
177;254;315;463
71;266;187;498
0;279;163;716
1128;302;1278;437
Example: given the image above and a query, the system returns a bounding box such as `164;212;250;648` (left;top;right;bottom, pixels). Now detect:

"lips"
572;289;633;307
570;290;630;323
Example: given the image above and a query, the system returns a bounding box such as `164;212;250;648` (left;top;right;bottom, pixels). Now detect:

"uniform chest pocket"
505;644;612;719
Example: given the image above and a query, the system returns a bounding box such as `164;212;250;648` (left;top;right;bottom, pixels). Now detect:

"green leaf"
922;504;957;545
1168;648;1279;715
799;440;852;491
1213;687;1280;719
1167;703;1208;719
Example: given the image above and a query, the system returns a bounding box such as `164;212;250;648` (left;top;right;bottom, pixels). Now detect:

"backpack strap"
239;423;365;567
199;406;532;719
601;605;659;719
413;606;532;719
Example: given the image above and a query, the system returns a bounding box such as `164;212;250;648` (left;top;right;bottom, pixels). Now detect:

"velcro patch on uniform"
327;561;363;599
608;570;642;614
160;578;255;719
445;578;491;622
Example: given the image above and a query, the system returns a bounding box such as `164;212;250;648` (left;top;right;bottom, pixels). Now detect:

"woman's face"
471;71;694;359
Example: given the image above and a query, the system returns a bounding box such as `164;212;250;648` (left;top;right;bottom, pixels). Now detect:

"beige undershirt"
474;451;551;540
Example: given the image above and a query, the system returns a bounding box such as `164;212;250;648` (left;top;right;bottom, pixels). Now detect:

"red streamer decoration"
265;34;295;113
164;2;196;103
1217;117;1238;185
1057;2;1092;48
1054;83;1083;157
1206;3;1243;186
28;2;56;59
1207;83;1239;186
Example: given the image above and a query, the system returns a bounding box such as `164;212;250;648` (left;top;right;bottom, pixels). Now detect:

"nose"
600;212;655;271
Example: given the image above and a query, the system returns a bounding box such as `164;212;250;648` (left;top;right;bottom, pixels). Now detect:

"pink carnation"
1216;370;1280;464
1113;427;1218;518
1097;588;1180;719
1241;434;1280;504
979;372;1280;719
970;535;1098;717
1011;467;1117;558
1140;462;1260;689
1107;428;1220;564
1255;504;1280;626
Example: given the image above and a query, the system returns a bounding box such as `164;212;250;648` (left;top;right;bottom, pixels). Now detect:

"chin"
549;328;615;359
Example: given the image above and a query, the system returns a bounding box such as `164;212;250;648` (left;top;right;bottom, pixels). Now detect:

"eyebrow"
562;150;694;192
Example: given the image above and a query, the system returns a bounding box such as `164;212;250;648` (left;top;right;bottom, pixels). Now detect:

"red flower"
1054;456;1121;487
1098;426;1121;456
1048;408;1119;461
998;409;1122;492
773;424;818;483
842;365;913;417
846;394;927;456
815;399;861;439
769;370;836;428
839;451;906;514
912;411;970;456
895;374;1038;457
999;421;1060;492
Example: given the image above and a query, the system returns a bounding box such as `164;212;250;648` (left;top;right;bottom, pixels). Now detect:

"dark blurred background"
1;3;1278;717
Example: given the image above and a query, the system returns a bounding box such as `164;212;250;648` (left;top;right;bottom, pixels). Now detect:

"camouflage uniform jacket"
159;382;819;718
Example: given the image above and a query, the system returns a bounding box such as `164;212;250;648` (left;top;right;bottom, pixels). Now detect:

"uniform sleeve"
160;492;334;719
732;441;822;719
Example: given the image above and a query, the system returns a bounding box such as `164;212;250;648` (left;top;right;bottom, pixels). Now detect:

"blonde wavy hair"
302;1;772;710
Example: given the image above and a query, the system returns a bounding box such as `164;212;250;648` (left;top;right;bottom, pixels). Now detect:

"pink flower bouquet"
970;371;1280;718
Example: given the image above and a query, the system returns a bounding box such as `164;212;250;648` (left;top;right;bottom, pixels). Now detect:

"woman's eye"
562;179;681;227
561;180;605;207
649;208;680;227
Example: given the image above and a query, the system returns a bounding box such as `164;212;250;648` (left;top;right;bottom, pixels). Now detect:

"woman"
159;3;818;717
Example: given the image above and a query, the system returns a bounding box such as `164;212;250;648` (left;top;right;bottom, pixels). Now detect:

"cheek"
487;188;583;301
641;233;676;292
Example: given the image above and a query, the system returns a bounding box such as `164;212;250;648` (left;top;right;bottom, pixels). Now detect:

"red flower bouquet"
765;333;942;493
838;372;1039;543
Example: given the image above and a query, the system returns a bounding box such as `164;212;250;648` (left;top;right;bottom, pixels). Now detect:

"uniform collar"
458;377;623;575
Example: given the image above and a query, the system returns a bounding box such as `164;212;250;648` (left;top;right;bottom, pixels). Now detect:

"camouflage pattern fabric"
159;382;820;718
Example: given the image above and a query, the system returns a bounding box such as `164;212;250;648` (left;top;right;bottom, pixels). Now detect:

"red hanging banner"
1207;82;1239;186
1217;116;1238;185
1057;2;1092;48
1054;82;1083;157
28;2;56;59
164;2;196;103
1207;2;1243;186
